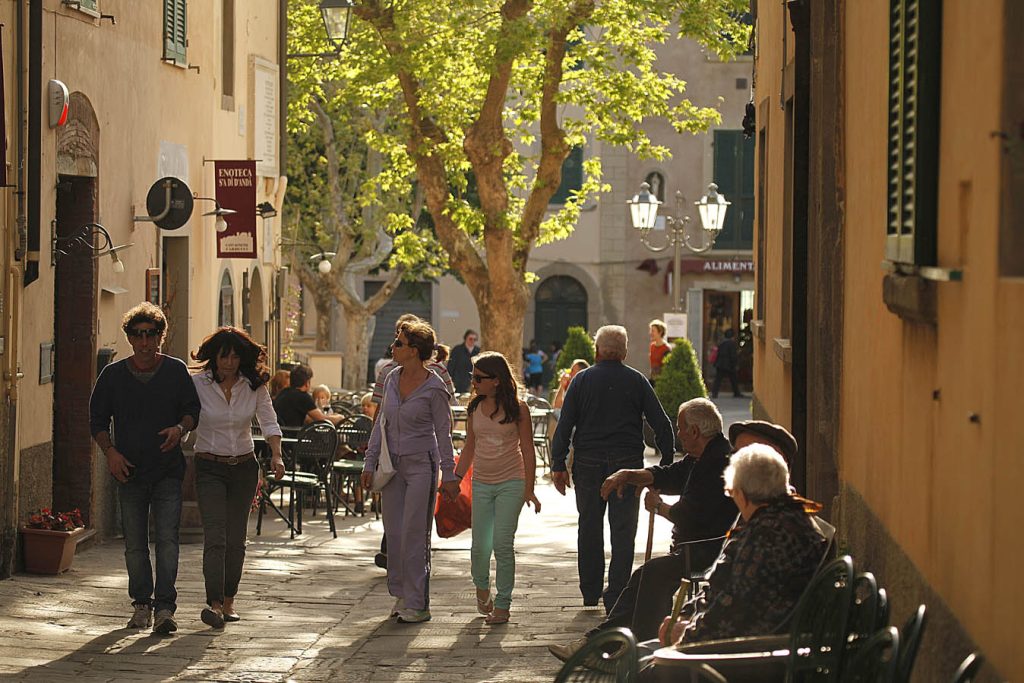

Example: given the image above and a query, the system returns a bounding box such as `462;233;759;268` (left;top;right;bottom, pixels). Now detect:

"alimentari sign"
680;258;754;274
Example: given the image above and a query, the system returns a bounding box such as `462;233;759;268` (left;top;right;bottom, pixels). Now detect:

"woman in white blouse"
190;327;284;629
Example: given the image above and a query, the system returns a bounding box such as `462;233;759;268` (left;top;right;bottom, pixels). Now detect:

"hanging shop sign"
215;160;257;259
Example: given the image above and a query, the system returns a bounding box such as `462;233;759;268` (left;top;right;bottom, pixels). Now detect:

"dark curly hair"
467;351;521;424
191;327;270;390
121;301;167;335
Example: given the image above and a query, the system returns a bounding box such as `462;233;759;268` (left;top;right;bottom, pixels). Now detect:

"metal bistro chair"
333;415;373;518
261;422;339;538
950;653;983;683
894;605;927;683
531;407;553;472
555;627;639;683
838;626;900;683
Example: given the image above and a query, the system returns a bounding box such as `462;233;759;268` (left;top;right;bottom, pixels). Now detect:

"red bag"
435;460;472;538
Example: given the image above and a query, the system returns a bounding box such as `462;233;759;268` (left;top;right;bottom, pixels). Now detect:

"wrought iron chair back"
554;627;639;683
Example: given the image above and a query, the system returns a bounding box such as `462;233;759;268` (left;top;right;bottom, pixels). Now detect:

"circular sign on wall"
145;177;194;231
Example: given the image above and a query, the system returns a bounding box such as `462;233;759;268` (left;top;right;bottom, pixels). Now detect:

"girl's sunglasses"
470;372;495;383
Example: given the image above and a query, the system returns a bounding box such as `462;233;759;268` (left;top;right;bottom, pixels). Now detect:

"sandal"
476;592;494;616
485;608;510;625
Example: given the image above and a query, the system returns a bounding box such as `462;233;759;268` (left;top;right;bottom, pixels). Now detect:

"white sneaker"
390;597;404;617
549;636;589;662
126;603;152;629
396;607;431;623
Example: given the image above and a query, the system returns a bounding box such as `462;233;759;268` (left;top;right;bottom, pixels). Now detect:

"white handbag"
371;410;395;492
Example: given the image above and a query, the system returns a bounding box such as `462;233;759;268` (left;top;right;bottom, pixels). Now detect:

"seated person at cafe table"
272;364;346;429
639;444;827;681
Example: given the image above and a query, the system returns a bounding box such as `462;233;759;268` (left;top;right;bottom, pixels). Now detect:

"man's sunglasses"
470;372;495;383
127;328;162;339
392;339;407;348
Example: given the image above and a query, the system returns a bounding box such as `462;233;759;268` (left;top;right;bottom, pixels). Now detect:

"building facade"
0;0;285;576
753;0;1020;678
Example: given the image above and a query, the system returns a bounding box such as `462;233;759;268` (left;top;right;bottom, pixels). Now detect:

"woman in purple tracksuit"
361;320;459;623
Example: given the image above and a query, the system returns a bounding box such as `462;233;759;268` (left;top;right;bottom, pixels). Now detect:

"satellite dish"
145;177;194;230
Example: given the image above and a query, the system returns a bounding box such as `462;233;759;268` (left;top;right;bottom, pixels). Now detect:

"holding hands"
439;479;461;502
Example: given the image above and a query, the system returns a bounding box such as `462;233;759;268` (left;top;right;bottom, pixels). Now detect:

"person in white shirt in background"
190;327;285;630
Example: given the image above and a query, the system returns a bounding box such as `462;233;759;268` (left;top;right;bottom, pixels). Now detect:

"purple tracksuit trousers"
382;450;438;611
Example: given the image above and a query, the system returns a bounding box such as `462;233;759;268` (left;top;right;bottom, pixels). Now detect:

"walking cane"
644;507;656;562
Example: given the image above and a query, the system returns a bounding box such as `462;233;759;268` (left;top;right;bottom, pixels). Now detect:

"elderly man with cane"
550;398;745;661
550;325;676;613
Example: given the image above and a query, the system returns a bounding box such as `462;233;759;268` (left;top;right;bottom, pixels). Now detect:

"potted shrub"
550;326;596;391
21;508;86;574
654;338;708;420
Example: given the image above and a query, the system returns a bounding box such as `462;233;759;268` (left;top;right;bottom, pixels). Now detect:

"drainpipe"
23;0;40;286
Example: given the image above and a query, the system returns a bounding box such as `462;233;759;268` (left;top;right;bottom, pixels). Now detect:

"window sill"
772;338;792;364
882;272;937;325
750;320;765;341
221;95;235;112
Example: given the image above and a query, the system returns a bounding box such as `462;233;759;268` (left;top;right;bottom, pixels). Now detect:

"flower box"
20;526;87;575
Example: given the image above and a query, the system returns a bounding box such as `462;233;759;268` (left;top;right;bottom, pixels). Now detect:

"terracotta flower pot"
20;526;86;574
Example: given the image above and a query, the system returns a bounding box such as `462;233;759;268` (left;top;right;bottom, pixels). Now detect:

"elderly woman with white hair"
658;443;827;646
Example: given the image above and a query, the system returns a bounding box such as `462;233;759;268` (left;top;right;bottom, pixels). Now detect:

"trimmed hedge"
550;326;596;389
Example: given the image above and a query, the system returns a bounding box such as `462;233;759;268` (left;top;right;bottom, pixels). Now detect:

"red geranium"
26;508;85;532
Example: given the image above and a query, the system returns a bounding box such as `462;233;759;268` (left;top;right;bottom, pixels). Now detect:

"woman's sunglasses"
470;372;495;383
127;328;162;339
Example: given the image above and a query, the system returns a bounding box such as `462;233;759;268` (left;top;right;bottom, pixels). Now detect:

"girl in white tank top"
453;352;541;624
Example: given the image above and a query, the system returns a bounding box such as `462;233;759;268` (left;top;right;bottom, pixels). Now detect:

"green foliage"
654;338;708;419
288;0;751;282
555;326;596;375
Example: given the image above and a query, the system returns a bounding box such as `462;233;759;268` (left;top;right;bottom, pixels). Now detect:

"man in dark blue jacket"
550;325;675;612
89;302;201;635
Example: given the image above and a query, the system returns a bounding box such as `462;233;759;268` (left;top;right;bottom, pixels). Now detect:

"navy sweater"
551;360;675;470
89;356;201;483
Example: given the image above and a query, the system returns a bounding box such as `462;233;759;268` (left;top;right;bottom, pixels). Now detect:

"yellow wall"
840;0;1019;674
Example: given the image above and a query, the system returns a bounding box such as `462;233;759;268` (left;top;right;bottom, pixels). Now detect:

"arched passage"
248;268;266;343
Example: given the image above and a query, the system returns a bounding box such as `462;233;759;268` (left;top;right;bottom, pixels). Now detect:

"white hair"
594;325;628;360
724;444;790;504
679;398;723;437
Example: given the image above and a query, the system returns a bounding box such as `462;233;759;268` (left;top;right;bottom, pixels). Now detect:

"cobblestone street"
0;398;747;682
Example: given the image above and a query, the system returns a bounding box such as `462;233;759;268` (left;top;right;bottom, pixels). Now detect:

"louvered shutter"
886;0;941;264
79;0;97;12
163;0;187;65
550;146;584;205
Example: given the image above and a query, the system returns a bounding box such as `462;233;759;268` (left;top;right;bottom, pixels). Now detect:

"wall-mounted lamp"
51;221;134;272
193;195;237;233
257;202;278;219
282;240;336;274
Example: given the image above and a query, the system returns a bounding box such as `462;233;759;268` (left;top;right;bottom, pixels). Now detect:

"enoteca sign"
215;160;257;259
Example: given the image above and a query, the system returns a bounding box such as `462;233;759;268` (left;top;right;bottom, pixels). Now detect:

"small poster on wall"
664;312;688;340
146;268;161;305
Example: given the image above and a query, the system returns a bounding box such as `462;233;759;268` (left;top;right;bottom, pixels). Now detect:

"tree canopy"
288;0;750;362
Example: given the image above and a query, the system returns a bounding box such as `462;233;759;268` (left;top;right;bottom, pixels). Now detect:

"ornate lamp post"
627;182;731;312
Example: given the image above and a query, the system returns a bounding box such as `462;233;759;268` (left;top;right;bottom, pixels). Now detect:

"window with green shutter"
79;0;98;13
712;129;755;251
886;0;941;265
163;0;187;66
550;146;584;205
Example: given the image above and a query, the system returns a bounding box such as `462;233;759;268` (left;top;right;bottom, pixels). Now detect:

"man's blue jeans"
572;453;643;612
119;475;182;613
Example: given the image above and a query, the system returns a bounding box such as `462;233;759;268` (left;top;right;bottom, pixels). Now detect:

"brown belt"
195;451;255;465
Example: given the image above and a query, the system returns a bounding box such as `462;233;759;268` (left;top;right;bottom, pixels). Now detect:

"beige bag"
371;410;395;492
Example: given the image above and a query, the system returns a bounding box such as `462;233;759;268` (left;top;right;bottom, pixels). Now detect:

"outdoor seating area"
252;391;556;540
554;554;984;683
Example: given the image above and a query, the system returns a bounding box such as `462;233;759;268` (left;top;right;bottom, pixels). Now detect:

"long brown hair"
467;351;521;424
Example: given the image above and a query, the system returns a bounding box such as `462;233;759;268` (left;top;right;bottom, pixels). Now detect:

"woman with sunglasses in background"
453;352;542;625
360;320;459;624
189;327;284;629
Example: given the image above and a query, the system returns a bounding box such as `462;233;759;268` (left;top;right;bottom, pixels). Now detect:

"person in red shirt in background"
649;319;673;385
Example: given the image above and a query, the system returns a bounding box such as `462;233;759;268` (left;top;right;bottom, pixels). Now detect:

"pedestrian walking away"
89;302;201;635
189;327;285;629
711;329;743;398
453;352;541;625
361;320;460;624
549;325;676;613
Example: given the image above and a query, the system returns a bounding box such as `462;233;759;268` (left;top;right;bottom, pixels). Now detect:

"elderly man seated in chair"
638;444;828;681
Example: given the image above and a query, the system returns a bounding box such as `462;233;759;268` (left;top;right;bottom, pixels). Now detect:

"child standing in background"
454;352;541;625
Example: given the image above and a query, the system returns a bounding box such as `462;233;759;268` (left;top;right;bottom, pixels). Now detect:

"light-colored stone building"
0;0;286;573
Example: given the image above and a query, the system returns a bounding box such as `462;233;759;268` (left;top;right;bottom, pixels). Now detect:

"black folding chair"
259;422;339;538
333;415;373;517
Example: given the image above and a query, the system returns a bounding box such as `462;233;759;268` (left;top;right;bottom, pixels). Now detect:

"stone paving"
0;396;748;683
